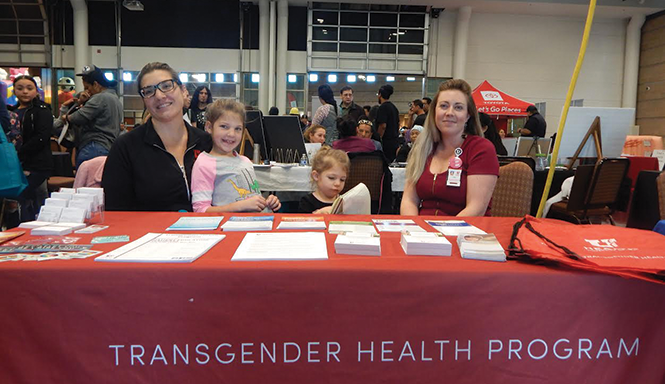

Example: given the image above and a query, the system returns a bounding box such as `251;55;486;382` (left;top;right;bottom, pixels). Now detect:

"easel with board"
567;116;603;170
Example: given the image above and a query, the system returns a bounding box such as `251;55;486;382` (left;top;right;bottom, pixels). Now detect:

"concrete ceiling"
287;0;665;18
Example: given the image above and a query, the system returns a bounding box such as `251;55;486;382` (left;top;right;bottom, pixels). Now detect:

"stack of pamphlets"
0;244;99;262
457;234;506;262
425;220;486;236
334;232;381;256
95;233;225;263
276;216;326;230
166;216;224;231
400;231;452;256
328;221;377;235
221;216;274;231
31;222;87;236
372;219;425;233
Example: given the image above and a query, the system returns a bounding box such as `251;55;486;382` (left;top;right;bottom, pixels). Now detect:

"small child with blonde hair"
191;99;280;212
298;147;350;214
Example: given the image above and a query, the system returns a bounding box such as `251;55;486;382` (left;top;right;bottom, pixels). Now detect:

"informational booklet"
0;231;25;244
334;232;381;256
425;220;486;236
0;244;93;254
400;231;452;256
95;233;225;263
221;216;274;231
91;235;130;244
75;225;109;234
166;216;224;231
330;183;371;215
231;232;328;261
457;233;506;262
276;216;327;230
328;221;378;235
372;219;426;233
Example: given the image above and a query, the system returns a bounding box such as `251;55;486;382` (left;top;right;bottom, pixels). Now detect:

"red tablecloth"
1;212;664;384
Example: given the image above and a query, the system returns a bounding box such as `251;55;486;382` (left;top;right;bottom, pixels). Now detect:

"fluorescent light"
406;77;416;81
233;73;238;82
122;72;132;82
328;74;337;83
366;75;376;83
251;73;260;83
215;74;224;83
309;73;318;82
317;18;324;23
386;76;395;82
192;73;206;83
104;72;114;81
179;73;188;83
347;75;356;83
288;74;297;83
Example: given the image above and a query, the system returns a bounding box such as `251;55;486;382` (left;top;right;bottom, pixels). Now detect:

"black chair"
549;158;629;225
342;151;393;214
626;170;662;230
498;156;536;172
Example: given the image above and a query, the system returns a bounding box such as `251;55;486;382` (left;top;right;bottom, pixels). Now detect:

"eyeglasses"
139;79;179;98
357;119;373;127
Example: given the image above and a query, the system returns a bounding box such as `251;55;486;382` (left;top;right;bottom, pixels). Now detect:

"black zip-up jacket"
8;98;54;172
102;119;212;211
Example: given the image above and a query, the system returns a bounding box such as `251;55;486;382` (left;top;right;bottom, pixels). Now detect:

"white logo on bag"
584;239;618;248
481;91;503;101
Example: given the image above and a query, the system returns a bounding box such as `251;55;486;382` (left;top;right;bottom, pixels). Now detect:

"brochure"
328;221;378;235
457;233;506;262
221;216;274;231
276;216;326;230
425;220;486;236
334;232;381;256
166;216;224;231
232;232;328;261
372;219;425;233
95;233;225;263
400;231;452;256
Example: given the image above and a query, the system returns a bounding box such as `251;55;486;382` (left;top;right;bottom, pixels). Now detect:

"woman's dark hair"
12;75;40;104
268;106;279;115
317;84;338;115
337;118;357;139
190;86;213;111
378;84;394;100
478;112;508;155
137;62;179;90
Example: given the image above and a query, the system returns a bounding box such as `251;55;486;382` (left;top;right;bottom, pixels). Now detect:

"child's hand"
313;206;332;214
266;195;281;212
240;195;267;212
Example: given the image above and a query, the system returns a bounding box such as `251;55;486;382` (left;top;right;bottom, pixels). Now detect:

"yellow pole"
536;0;598;218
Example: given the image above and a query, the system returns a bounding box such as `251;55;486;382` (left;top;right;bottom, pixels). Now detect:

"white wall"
463;12;626;135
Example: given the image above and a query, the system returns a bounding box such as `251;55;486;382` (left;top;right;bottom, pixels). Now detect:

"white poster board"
557;107;634;160
652;149;665;171
501;137;518;156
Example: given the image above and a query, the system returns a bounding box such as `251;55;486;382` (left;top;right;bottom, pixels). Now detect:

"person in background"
408;99;427;128
298;147;350;214
401;79;499;217
300;114;310;131
65;65;122;168
268;106;279;115
332;119;375;154
338;85;363;122
56;77;75;114
520;105;546;137
182;88;192;125
356;119;382;151
303;124;326;144
375;84;400;163
189;85;212;128
102;62;212;211
422;97;432;114
363;105;371;118
312;84;338;145
0;90;10;132
289;107;305;131
478;112;508;156
396;125;422;163
53;90;90;150
7;75;53;222
191;99;280;213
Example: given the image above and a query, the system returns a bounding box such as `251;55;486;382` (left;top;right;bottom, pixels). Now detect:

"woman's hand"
266;194;281;212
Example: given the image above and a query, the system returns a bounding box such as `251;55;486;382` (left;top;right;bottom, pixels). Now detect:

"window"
242;73;259;108
286;73;306;113
308;2;429;74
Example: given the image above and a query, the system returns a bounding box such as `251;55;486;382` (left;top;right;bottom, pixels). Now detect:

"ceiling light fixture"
122;0;144;11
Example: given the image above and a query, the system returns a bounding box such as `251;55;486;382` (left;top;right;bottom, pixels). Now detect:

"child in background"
191;99;281;213
298;147;350;214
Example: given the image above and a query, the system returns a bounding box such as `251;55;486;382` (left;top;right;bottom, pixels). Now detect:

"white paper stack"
328;221;378;235
400;231;452;256
221;216;274;231
50;192;73;201
457;234;506;262
37;206;63;222
31;222;87;236
19;220;54;229
334;232;381;256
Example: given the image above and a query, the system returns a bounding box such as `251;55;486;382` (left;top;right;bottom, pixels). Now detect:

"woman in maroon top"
400;79;499;216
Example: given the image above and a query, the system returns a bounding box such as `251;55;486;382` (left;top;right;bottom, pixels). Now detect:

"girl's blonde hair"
310;147;350;186
405;79;483;184
303;124;326;143
205;99;246;126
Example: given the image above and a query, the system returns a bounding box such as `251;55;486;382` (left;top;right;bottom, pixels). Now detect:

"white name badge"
447;169;462;187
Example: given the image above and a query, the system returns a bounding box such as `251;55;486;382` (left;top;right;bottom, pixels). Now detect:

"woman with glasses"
189;86;213;128
102;62;212;211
